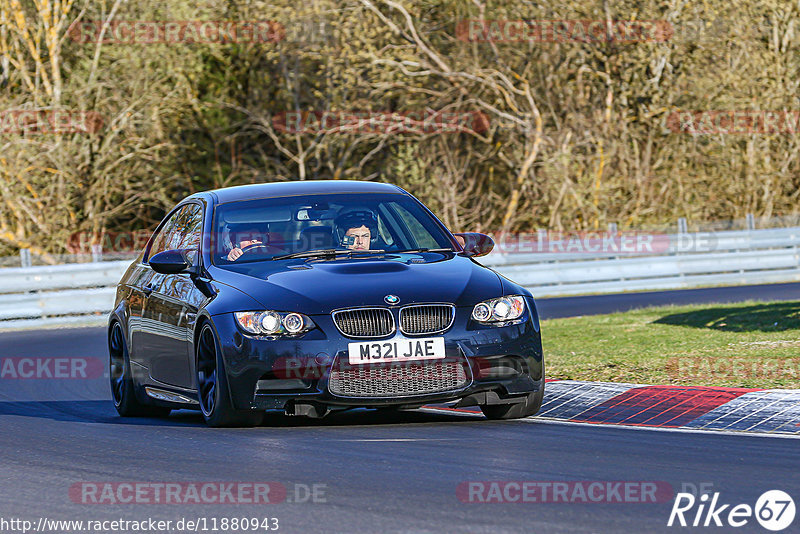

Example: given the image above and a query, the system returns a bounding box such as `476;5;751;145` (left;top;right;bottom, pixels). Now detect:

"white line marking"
540;383;592;408
744;397;800;431
417;407;800;439
541;384;630;417
539;384;595;416
336;438;462;442
772;419;800;433
750;396;800;432
690;393;766;428
727;397;785;430
527;417;800;440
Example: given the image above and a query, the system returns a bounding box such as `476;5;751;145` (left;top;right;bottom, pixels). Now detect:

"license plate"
348;337;445;365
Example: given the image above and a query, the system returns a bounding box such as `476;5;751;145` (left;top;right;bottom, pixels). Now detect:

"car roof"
186;180;405;205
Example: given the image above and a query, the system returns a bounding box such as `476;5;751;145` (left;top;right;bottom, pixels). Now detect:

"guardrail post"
20;248;31;268
746;213;755;231
678;218;688;234
91;244;103;263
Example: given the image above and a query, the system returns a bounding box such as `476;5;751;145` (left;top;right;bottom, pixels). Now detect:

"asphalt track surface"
2;284;800;533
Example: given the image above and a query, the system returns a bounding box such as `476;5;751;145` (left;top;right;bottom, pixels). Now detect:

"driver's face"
345;225;371;250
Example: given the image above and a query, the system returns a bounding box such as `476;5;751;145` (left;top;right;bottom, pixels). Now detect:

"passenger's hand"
227;247;243;261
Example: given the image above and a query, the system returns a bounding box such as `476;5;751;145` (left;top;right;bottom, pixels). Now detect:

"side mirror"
454;232;494;257
149;250;191;274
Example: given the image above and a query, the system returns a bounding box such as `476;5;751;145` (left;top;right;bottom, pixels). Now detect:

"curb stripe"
540;382;636;420
685;392;776;430
570;386;757;427
425;381;798;435
685;390;800;434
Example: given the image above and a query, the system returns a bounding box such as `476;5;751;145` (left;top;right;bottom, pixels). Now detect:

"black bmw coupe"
109;181;544;426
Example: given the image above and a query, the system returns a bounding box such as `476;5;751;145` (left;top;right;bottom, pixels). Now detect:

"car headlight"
471;296;526;324
234;311;315;336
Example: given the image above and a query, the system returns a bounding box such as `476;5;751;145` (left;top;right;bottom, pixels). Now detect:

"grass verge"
542;300;800;388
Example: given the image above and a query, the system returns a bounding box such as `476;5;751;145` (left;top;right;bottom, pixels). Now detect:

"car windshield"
212;192;454;265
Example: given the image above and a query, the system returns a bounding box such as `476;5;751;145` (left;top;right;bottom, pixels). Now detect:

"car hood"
208;252;503;314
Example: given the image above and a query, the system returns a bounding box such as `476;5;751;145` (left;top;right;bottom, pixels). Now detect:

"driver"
226;223;266;261
334;210;379;251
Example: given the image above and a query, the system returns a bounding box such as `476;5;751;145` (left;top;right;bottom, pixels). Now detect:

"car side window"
146;204;203;262
389;203;439;249
375;213;395;247
147;209;181;261
172;204;203;264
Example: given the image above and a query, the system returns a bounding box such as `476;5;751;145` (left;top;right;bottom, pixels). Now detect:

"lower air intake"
328;361;468;397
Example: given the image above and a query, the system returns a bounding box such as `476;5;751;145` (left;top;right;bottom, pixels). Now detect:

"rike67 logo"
668;490;795;531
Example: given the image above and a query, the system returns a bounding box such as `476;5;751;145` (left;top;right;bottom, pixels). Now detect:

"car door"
140;203;203;388
129;208;180;371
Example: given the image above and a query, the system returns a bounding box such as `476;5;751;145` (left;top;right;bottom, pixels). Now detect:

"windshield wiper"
270;249;385;261
270;249;349;261
396;248;454;253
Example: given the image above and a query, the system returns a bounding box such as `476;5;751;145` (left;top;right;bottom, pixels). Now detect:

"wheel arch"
192;313;240;409
106;309;157;410
107;301;128;339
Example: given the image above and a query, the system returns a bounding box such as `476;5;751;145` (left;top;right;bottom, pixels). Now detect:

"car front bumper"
210;299;544;413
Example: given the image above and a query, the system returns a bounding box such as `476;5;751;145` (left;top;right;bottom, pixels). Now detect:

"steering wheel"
239;243;283;257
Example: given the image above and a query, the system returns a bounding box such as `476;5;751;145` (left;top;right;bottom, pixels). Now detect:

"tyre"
109;321;171;418
480;379;544;420
196;322;263;428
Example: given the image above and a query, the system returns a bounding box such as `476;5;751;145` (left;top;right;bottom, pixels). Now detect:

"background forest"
2;0;799;256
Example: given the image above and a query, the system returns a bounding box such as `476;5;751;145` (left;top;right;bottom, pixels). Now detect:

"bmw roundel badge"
384;294;400;305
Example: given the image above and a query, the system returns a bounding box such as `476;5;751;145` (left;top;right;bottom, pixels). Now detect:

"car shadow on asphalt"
652;301;800;332
0;400;205;427
0;400;485;428
255;407;484;428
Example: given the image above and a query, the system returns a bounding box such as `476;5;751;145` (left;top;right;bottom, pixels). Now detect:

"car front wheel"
196;322;263;428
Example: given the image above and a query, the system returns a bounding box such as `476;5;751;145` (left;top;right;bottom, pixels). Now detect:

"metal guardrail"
0;227;798;325
480;227;800;296
0;261;131;294
0;261;129;325
0;288;117;321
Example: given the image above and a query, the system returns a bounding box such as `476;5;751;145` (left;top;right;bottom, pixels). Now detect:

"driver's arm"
227;245;244;261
